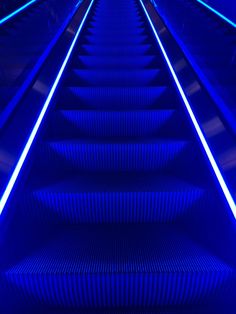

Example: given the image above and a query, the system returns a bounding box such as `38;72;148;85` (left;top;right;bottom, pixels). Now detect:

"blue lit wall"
199;0;236;24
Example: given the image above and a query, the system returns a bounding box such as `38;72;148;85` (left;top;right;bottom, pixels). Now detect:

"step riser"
57;87;175;110
22;190;207;224
90;16;143;22
79;45;154;56
48;110;180;138
82;36;149;45
73;56;162;69
88;21;145;27
36;142;192;172
4;272;231;307
85;27;146;35
66;70;167;87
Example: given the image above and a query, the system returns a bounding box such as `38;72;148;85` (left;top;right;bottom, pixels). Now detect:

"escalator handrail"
0;0;94;217
0;0;38;26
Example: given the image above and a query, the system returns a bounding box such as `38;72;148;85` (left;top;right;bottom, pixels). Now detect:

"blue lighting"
196;0;236;28
76;0;83;8
0;0;95;215
0;0;38;26
139;0;236;218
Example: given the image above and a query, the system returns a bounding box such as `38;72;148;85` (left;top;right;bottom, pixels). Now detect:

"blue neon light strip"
0;0;95;215
196;0;236;28
0;0;38;26
139;0;236;218
76;0;83;8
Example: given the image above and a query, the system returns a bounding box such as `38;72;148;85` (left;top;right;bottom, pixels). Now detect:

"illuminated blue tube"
139;0;236;218
0;0;38;26
76;0;83;8
0;0;95;215
196;0;236;28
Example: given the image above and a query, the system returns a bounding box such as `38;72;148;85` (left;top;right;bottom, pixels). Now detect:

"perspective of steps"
0;0;236;312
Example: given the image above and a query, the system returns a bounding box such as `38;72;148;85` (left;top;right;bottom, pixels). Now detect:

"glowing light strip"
139;0;236;218
197;0;236;28
0;0;38;26
0;0;94;215
76;0;83;8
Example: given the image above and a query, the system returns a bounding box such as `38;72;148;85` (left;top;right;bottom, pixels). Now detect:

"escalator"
0;0;236;312
0;0;81;126
153;0;236;133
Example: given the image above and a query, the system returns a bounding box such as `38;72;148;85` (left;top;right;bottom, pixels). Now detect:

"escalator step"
66;69;167;86
3;225;233;307
22;174;207;223
73;55;162;69
36;140;192;172
57;86;175;109
79;44;154;56
49;109;179;138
